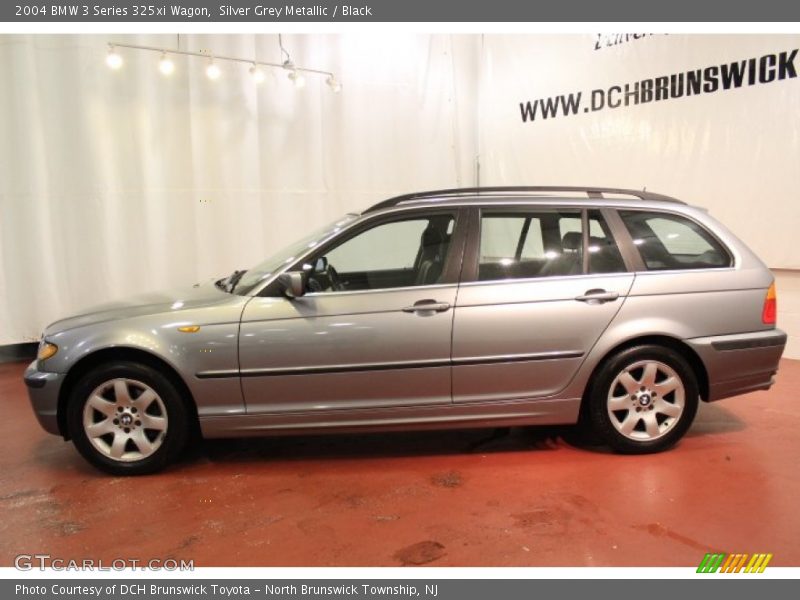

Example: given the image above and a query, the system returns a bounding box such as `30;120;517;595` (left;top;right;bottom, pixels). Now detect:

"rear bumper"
23;361;65;436
686;329;787;402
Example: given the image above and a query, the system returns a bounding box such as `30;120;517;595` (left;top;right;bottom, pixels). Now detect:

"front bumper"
686;329;787;401
23;360;66;436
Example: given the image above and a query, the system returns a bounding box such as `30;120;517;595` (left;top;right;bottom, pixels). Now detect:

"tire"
67;361;190;475
587;345;699;454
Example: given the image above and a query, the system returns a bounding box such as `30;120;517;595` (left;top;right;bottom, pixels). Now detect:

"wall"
0;34;479;344
1;33;798;358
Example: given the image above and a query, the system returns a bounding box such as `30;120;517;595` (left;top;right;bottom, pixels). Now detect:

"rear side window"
586;210;626;274
479;211;583;281
478;210;628;281
619;210;731;271
560;211;626;274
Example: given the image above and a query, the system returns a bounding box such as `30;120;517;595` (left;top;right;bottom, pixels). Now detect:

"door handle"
575;289;620;304
402;299;451;313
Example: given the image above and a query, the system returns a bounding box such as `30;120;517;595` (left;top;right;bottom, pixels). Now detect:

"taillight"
762;282;777;325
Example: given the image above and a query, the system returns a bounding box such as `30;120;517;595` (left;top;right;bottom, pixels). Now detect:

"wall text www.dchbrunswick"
519;49;797;122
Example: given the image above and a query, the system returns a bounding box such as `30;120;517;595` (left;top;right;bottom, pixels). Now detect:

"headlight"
37;341;58;361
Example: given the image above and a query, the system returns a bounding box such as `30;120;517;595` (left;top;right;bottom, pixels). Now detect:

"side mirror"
277;271;306;299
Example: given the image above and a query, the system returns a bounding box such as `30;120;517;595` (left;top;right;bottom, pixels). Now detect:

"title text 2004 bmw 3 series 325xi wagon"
24;187;787;475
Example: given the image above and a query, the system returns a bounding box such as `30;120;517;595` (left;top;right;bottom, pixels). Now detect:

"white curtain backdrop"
0;34;478;344
1;33;798;348
477;34;800;269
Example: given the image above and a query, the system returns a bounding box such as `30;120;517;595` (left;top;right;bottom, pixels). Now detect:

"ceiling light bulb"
105;47;123;70
206;60;221;80
250;64;265;84
289;70;305;89
159;53;175;76
326;76;342;93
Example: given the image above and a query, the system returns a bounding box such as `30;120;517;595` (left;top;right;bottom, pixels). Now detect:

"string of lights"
104;38;342;92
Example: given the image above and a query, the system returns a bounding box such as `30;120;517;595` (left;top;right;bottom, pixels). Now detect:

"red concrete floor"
0;359;799;568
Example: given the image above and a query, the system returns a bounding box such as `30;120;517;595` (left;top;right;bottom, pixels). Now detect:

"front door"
239;209;465;413
452;207;635;403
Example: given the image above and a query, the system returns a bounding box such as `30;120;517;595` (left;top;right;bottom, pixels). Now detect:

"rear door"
452;206;635;403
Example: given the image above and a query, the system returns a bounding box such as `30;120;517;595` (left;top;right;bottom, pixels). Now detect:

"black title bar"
5;0;800;22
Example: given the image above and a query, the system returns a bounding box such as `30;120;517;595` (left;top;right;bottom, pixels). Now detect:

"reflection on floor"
1;359;798;567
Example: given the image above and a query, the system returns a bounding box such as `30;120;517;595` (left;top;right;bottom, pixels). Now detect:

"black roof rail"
364;186;685;213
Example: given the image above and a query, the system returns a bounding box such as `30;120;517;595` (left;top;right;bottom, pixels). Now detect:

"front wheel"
67;362;189;475
587;345;699;454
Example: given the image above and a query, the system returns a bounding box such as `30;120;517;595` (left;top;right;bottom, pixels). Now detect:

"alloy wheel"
606;360;685;441
82;378;168;462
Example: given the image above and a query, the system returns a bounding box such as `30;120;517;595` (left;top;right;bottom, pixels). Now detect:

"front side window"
619;210;731;271
234;214;359;295
307;214;456;292
478;209;626;281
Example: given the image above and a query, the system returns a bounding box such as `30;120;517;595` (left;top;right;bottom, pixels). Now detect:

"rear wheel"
587;345;699;454
67;362;189;475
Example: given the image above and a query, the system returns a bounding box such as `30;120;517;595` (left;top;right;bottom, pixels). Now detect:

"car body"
24;187;787;474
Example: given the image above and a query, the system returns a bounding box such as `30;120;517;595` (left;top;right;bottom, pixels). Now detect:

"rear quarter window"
619;210;732;271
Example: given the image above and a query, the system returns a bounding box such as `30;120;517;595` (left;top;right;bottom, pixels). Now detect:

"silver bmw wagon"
24;187;787;475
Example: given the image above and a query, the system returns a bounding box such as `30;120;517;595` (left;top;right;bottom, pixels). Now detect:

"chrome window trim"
248;201;741;297
301;283;458;299
632;267;738;276
458;270;633;289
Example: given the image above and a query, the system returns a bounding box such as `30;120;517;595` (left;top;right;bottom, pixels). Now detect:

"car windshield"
231;214;360;295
